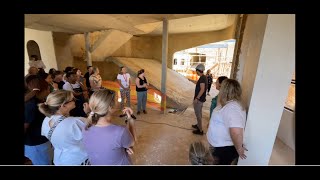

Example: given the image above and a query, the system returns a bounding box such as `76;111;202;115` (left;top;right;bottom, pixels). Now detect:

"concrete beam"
90;30;113;52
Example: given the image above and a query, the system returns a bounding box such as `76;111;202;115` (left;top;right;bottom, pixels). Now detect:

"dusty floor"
111;86;219;165
111;85;295;165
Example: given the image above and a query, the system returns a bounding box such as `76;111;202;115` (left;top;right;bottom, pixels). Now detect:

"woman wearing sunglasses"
39;90;89;165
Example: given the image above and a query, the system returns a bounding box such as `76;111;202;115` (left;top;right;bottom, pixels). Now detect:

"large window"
285;72;295;111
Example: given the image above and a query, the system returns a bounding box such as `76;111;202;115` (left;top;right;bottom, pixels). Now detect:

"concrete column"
84;32;92;67
160;18;168;114
238;14;295;165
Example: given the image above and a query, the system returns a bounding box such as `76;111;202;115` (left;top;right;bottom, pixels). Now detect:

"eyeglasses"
65;97;76;104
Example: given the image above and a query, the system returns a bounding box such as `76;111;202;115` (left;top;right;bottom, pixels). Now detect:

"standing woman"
206;79;247;165
206;69;213;96
135;69;148;115
39;90;89;165
89;67;103;95
82;89;136;165
25;75;52;165
117;66;131;110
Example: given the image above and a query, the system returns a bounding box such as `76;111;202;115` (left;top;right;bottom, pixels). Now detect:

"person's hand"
52;83;58;90
83;102;90;114
193;98;199;104
126;147;134;155
123;107;133;118
237;145;248;159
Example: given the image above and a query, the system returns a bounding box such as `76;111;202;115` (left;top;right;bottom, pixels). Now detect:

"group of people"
190;64;247;165
24;64;150;165
24;61;246;165
116;66;149;115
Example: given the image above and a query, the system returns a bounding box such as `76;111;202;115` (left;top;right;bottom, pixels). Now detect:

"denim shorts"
25;141;52;165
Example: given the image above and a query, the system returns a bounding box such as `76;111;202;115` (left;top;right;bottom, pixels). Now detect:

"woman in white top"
206;79;247;165
117;66;131;110
39;90;89;165
89;67;103;94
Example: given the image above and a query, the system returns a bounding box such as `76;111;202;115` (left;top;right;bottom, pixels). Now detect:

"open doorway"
172;39;236;82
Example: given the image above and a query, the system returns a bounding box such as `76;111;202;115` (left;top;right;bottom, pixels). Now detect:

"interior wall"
25;28;57;75
238;14;295;165
237;14;268;108
277;109;295;150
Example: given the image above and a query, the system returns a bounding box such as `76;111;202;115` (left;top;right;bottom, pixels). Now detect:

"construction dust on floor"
111;88;218;165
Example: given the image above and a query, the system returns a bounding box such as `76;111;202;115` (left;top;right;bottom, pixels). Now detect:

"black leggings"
207;84;212;93
210;145;239;165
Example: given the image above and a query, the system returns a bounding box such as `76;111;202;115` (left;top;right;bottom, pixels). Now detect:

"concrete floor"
112;85;295;165
112;86;218;165
269;138;295;165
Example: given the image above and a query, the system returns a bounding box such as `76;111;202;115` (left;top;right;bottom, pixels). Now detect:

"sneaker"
192;129;204;135
137;111;140;115
192;124;199;129
143;110;147;114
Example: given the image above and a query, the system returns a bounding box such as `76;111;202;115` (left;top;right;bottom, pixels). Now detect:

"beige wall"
238;14;295;165
237;14;268;108
277;109;295;150
25;28;57;75
52;23;236;79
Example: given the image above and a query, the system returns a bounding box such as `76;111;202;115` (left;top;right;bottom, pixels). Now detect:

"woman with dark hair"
39;90;89;165
52;71;65;90
82;89;136;165
206;70;213;96
207;79;247;165
209;76;228;118
39;73;58;92
25;75;52;165
135;69;148;115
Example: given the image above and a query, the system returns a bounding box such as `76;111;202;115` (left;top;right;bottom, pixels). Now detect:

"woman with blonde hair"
82;89;136;165
189;141;213;165
39;90;89;165
89;67;103;94
206;79;247;165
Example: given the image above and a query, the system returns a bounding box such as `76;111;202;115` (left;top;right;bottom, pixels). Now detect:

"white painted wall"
25;28;57;75
277;109;295;150
238;14;295;165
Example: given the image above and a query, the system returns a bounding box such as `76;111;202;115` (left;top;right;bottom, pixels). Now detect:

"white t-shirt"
207;100;246;147
117;73;131;89
62;82;80;91
28;60;46;69
41;115;88;165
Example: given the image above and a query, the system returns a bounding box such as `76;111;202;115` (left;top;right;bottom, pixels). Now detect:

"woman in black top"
135;69;148;115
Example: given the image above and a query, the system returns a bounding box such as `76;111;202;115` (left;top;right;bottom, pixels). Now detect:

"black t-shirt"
25;97;48;146
84;72;91;88
53;80;65;90
136;77;148;92
207;74;213;85
194;75;208;102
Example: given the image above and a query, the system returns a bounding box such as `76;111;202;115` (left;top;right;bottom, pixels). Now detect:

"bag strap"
47;116;66;141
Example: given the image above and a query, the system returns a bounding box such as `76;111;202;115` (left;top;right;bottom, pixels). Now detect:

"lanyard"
123;74;128;86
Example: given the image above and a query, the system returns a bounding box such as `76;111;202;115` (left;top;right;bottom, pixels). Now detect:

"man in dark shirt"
84;66;93;90
192;64;208;135
25;75;52;165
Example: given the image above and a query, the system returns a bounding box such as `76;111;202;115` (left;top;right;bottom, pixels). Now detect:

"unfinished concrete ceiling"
25;14;238;35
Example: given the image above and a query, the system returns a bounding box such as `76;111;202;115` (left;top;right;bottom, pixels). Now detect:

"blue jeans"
137;91;147;112
25;141;52;165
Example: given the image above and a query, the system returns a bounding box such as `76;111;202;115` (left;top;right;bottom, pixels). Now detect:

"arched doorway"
27;40;42;61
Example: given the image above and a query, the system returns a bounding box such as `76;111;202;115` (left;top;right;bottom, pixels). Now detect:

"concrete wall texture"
25;28;57;75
